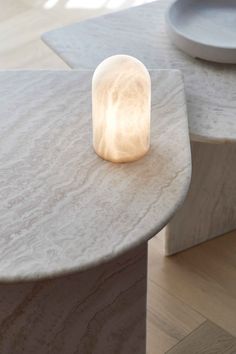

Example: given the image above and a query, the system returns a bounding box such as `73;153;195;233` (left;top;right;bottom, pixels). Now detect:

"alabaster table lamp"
0;69;191;353
92;55;151;163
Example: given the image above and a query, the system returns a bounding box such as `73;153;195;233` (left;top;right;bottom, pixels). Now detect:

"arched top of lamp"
93;54;150;85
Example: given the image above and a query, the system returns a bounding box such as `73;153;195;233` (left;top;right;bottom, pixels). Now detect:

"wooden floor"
1;1;236;353
148;231;236;353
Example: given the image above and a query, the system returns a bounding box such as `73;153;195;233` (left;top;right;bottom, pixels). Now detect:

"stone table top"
0;70;191;281
42;0;236;144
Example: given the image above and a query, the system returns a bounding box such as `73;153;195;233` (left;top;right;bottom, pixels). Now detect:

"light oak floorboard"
149;231;236;339
147;280;205;354
0;0;30;22
166;321;236;354
0;0;150;69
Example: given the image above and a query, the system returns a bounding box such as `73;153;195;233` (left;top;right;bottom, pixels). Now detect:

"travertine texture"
166;141;236;254
0;70;191;281
42;0;236;253
0;244;147;354
42;0;236;143
92;55;151;163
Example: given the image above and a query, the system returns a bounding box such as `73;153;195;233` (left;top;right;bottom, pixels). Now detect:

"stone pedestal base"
166;142;236;255
0;244;147;354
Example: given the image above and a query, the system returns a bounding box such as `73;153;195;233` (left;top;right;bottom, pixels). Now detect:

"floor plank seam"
148;278;206;320
164;321;208;354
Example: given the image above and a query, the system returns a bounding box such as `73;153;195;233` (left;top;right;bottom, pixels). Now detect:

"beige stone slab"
41;0;236;254
0;69;190;281
166;141;236;254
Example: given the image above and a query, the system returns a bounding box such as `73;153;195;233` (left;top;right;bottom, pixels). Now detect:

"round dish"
166;0;236;63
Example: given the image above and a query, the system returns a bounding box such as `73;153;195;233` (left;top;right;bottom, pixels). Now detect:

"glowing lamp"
92;55;151;163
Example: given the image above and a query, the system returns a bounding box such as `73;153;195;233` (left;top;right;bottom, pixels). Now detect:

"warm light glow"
92;55;151;163
44;0;59;9
42;0;156;10
65;0;106;9
64;0;155;10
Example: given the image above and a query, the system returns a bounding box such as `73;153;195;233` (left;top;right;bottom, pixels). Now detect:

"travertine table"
43;0;236;254
0;70;190;353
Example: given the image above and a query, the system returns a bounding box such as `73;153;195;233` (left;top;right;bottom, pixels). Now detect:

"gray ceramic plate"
166;0;236;63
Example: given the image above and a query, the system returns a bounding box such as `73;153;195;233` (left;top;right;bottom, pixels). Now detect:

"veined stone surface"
42;0;236;143
0;70;191;281
0;244;148;354
166;141;236;254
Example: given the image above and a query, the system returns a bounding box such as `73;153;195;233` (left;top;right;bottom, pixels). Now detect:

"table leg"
166;141;236;255
0;244;147;354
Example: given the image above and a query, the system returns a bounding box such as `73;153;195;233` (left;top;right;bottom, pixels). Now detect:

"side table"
42;0;236;254
0;70;190;353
